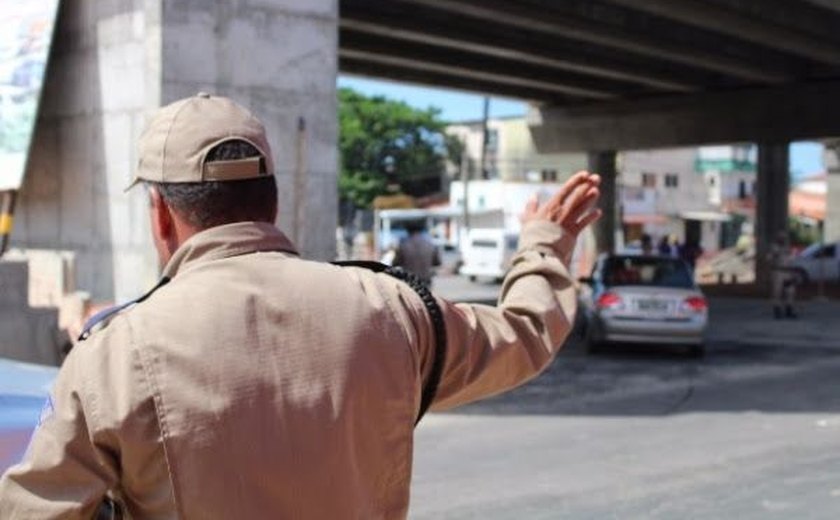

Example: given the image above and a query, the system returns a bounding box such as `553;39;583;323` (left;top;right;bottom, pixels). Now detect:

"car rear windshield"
602;256;695;288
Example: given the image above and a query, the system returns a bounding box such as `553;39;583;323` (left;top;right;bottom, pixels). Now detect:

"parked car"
790;242;840;283
0;358;57;473
579;254;708;356
459;228;519;282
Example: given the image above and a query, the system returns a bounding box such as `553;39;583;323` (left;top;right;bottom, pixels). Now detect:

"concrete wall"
160;0;339;260
11;0;339;302
0;261;64;366
621;148;712;217
12;0;162;303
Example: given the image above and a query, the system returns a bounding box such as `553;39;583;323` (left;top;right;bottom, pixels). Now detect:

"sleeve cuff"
518;220;576;265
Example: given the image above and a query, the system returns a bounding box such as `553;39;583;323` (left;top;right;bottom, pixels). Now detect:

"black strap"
77;277;171;342
334;261;447;425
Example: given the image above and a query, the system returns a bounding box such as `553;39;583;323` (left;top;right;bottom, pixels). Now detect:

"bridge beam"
605;0;840;65
390;0;791;83
529;81;840;152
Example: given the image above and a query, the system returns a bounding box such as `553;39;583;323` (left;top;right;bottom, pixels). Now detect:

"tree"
338;87;462;208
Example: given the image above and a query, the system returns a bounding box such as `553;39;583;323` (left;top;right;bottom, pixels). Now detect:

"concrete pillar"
13;0;163;303
160;1;338;262
755;141;790;284
13;0;339;303
588;151;618;253
0;261;64;366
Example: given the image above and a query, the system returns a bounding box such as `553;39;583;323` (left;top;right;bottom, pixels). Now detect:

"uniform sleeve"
0;348;118;519
420;220;578;411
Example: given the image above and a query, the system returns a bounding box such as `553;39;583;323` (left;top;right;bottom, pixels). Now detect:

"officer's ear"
148;186;174;244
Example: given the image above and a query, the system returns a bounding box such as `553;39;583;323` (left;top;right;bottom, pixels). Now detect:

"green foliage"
338;87;458;208
788;216;821;247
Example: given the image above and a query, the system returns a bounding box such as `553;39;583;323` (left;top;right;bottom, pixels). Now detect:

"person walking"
0;93;601;519
768;231;797;319
392;220;441;287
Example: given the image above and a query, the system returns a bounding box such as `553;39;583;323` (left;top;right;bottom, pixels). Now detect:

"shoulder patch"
77;276;171;341
37;394;54;429
23;394;55;460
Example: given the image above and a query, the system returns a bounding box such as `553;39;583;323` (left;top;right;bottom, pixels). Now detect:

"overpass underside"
340;0;840;276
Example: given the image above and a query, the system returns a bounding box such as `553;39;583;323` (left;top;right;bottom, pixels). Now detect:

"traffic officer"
0;93;601;519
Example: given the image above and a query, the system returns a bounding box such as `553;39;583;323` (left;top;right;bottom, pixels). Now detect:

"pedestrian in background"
769;231;797;319
393;220;441;287
0;93;602;519
680;239;703;272
656;235;677;258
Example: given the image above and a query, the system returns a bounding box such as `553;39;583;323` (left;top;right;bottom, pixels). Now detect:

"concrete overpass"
340;0;840;274
10;0;840;307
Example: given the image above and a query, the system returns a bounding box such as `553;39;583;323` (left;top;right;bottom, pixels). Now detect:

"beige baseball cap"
127;92;274;190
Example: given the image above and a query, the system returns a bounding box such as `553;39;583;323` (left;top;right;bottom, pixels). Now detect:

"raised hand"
522;170;602;238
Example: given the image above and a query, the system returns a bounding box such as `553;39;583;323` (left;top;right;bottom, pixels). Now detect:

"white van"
459;228;519;282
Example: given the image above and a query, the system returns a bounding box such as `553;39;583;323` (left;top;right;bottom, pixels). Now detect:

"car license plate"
637;299;669;312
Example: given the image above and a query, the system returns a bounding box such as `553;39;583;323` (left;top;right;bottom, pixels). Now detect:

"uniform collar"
162;222;299;278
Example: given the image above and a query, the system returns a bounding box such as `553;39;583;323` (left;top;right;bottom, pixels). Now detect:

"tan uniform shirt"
0;220;577;519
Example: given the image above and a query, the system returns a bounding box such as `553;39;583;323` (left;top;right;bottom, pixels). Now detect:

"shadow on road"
449;337;840;417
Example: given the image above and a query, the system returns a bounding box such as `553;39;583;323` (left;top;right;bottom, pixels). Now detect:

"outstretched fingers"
552;171;592;208
568;207;603;236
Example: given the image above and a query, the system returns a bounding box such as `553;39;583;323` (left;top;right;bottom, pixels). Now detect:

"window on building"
642;172;657;188
738;180;747;199
664;174;679;188
541;169;558;182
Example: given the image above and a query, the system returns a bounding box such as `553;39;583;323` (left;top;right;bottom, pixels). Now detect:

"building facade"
446;116;587;183
447;116;757;255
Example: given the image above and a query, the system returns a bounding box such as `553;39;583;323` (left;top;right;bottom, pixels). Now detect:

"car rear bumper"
593;315;707;345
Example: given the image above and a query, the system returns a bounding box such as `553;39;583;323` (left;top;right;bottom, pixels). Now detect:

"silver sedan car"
579;254;708;356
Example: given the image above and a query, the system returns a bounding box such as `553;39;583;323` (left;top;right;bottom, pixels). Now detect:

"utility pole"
479;96;490;180
461;148;470;232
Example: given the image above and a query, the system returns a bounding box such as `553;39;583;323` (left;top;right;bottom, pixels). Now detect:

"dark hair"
405;220;426;234
147;140;278;229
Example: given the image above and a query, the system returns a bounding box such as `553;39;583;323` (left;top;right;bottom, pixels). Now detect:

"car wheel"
468;275;477;282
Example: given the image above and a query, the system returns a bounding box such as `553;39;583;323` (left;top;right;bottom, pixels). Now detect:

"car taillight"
597;292;624;310
682;296;708;313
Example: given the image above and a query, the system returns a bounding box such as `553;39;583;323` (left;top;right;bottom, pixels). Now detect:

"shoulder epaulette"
333;261;446;426
77;277;171;342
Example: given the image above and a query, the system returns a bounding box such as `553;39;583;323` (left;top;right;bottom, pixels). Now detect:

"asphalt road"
410;276;840;519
